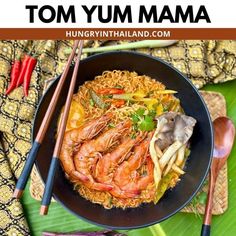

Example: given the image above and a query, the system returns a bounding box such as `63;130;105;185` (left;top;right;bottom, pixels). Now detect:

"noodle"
64;70;183;209
75;70;179;123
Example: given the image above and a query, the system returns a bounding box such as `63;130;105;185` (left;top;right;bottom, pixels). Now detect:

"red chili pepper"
97;88;125;95
23;56;37;96
6;56;21;95
16;54;31;87
112;100;125;107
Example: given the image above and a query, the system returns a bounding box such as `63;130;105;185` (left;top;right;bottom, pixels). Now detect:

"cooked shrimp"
74;120;132;191
108;184;139;199
119;157;154;195
113;133;152;188
95;133;144;185
59;113;112;182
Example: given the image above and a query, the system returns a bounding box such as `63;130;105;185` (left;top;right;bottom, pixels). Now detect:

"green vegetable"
132;124;139;132
108;122;115;128
136;108;145;116
89;98;95;106
139;115;155;131
65;40;177;54
154;172;175;204
185;148;191;157
148;109;157;118
113;90;175;113
103;94;114;99
89;89;107;109
131;114;140;123
130;109;156;132
114;85;123;89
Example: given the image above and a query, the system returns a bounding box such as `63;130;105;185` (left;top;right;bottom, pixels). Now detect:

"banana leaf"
22;79;236;236
160;79;236;236
22;181;162;236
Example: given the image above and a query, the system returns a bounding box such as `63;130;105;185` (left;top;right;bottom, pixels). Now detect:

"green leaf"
160;79;236;236
198;192;207;205
154;172;175;204
136;108;145;116
139;115;155;131
131;114;140;123
22;181;162;236
148;109;157;118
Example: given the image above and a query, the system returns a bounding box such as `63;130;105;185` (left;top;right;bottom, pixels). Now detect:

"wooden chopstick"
40;40;84;215
13;40;80;199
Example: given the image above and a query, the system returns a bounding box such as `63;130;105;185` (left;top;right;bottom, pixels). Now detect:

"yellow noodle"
69;70;182;208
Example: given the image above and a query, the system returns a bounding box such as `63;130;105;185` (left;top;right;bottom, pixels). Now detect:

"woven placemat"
181;91;228;215
29;91;228;215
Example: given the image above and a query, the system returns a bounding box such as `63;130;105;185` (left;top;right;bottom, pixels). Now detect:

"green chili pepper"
89;89;107;109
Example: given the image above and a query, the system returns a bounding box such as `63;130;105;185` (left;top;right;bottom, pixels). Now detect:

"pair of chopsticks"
13;40;84;215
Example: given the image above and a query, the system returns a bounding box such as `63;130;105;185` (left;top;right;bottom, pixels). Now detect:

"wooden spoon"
201;117;235;236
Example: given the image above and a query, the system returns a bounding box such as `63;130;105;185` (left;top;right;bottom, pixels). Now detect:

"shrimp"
59;113;112;182
108;184;139;199
113;133;152;188
73;120;132;191
109;134;154;198
95;133;144;185
120;157;154;194
109;157;154;199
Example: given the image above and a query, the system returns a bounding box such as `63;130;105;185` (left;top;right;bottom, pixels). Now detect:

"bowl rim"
32;51;214;230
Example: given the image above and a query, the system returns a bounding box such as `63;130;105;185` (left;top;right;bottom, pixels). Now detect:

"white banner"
0;0;235;28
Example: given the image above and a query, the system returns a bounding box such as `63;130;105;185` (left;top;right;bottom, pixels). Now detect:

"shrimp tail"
110;185;140;199
87;181;113;191
70;171;89;182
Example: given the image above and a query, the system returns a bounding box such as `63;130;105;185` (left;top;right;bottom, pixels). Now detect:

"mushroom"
158;112;196;170
150;112;196;183
149;117;167;188
173;113;196;144
176;144;186;166
164;152;177;176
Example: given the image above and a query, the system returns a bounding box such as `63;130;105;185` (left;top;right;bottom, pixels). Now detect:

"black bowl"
33;51;213;229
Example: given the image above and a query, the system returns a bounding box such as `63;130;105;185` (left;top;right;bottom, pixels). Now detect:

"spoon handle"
201;169;216;236
201;225;211;236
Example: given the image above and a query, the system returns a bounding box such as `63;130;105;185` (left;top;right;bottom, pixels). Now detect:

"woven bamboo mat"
181;91;228;215
29;91;228;215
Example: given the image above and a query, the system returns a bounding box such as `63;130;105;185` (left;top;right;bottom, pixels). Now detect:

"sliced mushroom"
149;117;167;187
176;144;186;166
151;112;196;172
172;163;185;175
154;141;163;158
164;152;177;176
159;140;183;169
